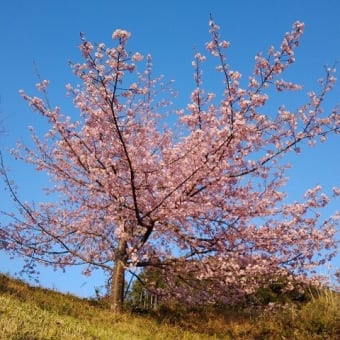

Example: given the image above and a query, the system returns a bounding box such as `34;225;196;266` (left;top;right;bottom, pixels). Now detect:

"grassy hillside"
0;273;339;339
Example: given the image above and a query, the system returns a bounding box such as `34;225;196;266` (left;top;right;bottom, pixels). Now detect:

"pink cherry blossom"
112;29;131;41
132;52;144;62
0;20;339;313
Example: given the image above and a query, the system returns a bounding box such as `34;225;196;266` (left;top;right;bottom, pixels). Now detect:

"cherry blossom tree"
1;20;339;313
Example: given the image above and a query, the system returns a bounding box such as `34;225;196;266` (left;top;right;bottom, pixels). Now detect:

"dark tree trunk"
110;240;127;313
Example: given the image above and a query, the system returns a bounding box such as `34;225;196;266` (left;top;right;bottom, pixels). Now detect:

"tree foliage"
1;20;339;312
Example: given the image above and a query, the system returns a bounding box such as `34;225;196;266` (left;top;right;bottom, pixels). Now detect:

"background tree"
0;20;339;313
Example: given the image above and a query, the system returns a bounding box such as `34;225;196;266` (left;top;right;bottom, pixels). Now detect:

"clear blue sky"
0;0;339;297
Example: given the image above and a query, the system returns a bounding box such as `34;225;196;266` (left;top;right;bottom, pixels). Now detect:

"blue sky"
0;0;339;297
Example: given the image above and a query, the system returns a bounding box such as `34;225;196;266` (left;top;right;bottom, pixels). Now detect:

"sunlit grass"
0;273;339;339
0;274;214;339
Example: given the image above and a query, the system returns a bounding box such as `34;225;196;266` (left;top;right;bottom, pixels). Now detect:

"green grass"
0;274;214;339
0;273;339;339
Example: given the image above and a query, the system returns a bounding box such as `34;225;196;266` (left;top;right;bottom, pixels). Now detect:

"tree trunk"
110;240;127;313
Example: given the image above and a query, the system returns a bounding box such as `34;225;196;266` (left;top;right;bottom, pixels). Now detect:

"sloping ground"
0;273;339;339
0;274;214;339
